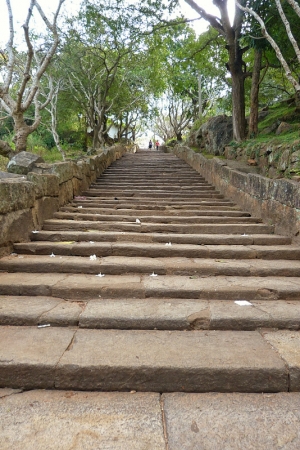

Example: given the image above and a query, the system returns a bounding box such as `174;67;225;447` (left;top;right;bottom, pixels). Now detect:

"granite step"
12;242;300;260
81;190;224;198
0;326;290;392
1;390;300;449
73;198;237;207
52;212;260;224
0;296;300;331
42;219;272;234
3;254;300;276
66;205;245;214
60;206;252;217
0;272;300;300
29;230;292;245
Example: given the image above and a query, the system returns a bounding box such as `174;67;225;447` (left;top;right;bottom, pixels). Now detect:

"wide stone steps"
11;242;300;259
53;212;260;224
1;296;300;331
2;254;300;276
60;205;250;220
73;198;237;207
0;326;291;392
42;218;273;234
1;149;300;401
30;230;291;245
1;272;300;300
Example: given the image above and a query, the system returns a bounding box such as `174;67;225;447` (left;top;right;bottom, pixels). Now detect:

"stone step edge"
0;273;300;300
0;296;300;332
0;326;291;392
12;242;300;259
5;255;300;275
30;231;292;246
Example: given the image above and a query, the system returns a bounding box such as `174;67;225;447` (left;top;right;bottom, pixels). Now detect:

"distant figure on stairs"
148;140;153;150
155;140;160;151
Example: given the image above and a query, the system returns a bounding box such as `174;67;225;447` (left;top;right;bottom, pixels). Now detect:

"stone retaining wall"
171;145;300;242
0;145;129;256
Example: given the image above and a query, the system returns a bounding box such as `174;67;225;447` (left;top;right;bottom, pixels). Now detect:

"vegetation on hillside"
0;0;300;170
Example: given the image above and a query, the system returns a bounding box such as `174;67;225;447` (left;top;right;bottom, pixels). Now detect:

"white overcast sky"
0;0;236;46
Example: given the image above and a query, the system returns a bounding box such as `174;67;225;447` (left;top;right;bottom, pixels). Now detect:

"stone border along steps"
1;149;300;446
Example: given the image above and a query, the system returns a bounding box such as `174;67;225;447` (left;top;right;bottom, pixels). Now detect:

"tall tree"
236;0;300;108
0;0;65;158
183;0;249;141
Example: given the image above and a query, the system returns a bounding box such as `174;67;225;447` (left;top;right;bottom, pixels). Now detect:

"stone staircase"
1;149;300;448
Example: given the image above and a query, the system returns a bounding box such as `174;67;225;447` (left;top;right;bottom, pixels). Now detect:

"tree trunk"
12;115;32;152
248;48;262;138
176;131;183;141
227;44;246;142
295;89;300;110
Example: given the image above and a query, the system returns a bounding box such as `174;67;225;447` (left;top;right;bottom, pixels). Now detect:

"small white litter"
96;273;105;277
78;206;83;209
235;300;253;306
32;230;39;234
38;324;51;328
50;253;55;258
165;242;172;246
90;254;97;260
89;241;95;244
150;272;158;277
136;218;141;224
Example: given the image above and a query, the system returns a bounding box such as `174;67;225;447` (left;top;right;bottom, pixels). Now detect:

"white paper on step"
234;300;253;306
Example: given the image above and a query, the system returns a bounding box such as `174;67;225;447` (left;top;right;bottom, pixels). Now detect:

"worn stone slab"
0;390;165;450
0;326;75;388
30;230;292;246
210;300;300;330
43;219;274;235
39;300;83;326
54;212;259;225
163;392;300;450
143;275;300;300
55;329;287;392
52;274;144;299
0;296;61;325
0;272;144;299
79;299;210;330
262;330;300;391
3;254;300;278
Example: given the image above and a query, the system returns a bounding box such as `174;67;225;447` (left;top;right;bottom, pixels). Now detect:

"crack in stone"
159;395;169;450
36;301;63;324
54;329;78;388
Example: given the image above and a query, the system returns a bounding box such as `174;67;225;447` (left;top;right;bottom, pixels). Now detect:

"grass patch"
0;155;8;171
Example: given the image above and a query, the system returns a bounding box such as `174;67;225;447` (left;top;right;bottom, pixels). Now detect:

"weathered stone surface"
80;299;210;330
0;171;24;179
55;329;287;392
0;326;75;388
0;390;165;450
0;296;62;325
32;162;73;184
7;152;44;175
58;179;74;206
32;197;60;228
276;121;292;135
173;145;300;239
262;330;300;391
0;179;35;214
0;209;34;247
195;115;233;155
27;172;59;198
163;392;300;450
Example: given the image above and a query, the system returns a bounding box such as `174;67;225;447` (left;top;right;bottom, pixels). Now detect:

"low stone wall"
0;145;129;256
171;145;300;242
